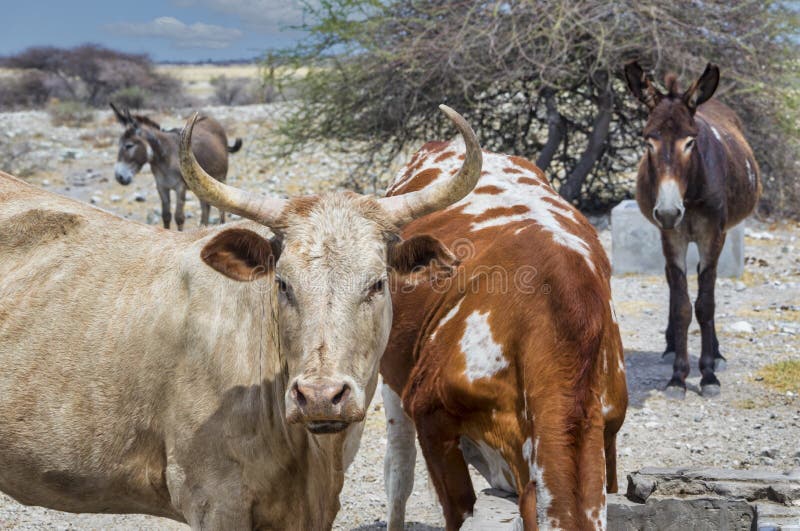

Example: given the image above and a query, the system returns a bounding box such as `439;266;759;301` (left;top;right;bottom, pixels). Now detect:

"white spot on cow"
430;298;463;341
710;125;723;142
460;436;516;493
746;159;755;187
586;504;607;531
601;395;613;417
609;300;618;324
388;141;597;273
460;310;508;382
532;438;554;526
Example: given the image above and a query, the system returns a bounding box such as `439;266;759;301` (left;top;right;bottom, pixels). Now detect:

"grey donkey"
111;103;242;230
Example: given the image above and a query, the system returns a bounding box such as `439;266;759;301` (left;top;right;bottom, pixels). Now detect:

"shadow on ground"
624;350;703;408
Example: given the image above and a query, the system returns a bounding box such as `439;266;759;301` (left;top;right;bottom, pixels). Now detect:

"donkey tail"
228;138;243;153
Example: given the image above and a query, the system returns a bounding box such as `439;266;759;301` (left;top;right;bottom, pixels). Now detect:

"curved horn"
180;113;287;225
379;105;482;226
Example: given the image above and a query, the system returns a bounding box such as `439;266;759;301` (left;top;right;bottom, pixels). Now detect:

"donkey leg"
157;184;171;229
200;202;211;226
661;232;691;398
414;410;476;531
662;264;676;364
219;208;226;224
712;320;726;371
175;184;187;231
696;229;725;396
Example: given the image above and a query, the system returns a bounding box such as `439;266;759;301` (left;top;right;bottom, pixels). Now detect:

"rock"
90;195;101;204
735;281;747;292
611;200;746;277
133;192;147;202
110;194;121;202
608;494;756;531
726;321;754;334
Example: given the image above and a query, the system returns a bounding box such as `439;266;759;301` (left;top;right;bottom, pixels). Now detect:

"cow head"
624;61;719;229
180;106;481;434
110;102;156;186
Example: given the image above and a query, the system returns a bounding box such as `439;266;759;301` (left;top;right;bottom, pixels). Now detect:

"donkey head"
624;62;720;229
110;102;159;186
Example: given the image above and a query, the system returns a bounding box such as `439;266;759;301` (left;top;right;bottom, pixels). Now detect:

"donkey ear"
624;61;663;110
683;63;719;113
110;102;130;125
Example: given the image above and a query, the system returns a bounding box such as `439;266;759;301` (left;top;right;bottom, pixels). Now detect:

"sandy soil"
0;104;798;530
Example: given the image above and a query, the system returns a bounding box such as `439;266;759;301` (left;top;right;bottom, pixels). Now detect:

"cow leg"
661;231;691;398
218;208;226;224
382;384;416;531
157;184;171;229
175;184;187;231
696;229;724;396
519;481;539;531
576;403;608;531
414;411;475;530
201;201;211;226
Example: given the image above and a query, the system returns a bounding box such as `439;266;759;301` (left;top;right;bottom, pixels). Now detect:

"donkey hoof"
661;351;676;364
701;383;721;397
714;358;728;372
664;385;686;400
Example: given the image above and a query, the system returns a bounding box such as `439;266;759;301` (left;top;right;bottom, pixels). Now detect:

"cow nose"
292;380;351;410
286;378;362;434
653;207;683;230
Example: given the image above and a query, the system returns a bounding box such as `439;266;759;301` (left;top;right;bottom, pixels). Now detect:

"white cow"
0;106;482;529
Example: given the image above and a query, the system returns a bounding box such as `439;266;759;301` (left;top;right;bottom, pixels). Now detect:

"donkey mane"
131;114;162;130
664;73;680;97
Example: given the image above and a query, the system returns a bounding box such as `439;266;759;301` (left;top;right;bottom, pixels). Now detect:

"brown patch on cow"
503;166;523;174
0;209;83;249
282;195;322;219
392;168;442;195
517;177;543;186
201;228;276;281
509;156;545;178
474;185;504;195
420;141;450;154
473;205;529;224
434;150;456;163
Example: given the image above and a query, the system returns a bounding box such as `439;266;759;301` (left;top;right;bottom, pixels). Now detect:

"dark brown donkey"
624;62;761;398
111;103;242;230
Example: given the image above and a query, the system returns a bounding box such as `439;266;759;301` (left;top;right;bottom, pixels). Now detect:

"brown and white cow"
380;141;628;530
0;106;480;530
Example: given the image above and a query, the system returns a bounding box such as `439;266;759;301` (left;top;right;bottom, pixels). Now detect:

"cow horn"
180;113;287;225
378;105;482;226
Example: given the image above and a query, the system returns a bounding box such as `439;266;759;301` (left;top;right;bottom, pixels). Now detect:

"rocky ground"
0;104;798;529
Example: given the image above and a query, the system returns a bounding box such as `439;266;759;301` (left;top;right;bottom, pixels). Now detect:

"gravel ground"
0;105;798;529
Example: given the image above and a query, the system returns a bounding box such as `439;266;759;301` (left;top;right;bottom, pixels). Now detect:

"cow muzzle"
285;377;365;434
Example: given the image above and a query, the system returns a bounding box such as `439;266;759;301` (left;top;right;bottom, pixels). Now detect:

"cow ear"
388;234;459;283
201;228;280;281
683;63;719;113
624;61;663;110
110;102;129;125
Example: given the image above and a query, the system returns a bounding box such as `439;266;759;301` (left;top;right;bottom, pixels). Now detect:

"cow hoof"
714;357;727;372
661;351;676;364
664;385;686;400
701;383;721;397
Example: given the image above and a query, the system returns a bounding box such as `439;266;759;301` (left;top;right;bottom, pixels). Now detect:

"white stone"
726;321;754;334
611;200;745;278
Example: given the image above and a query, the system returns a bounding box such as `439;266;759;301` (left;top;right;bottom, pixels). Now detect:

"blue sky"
0;0;307;62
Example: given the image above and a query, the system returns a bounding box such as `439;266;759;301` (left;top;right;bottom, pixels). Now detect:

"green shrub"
110;86;148;110
47;100;95;127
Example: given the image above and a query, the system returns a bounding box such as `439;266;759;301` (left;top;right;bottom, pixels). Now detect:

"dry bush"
278;0;799;215
0;44;186;110
47;100;95;127
210;75;259;106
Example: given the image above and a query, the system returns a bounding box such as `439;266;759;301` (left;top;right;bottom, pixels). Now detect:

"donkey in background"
111;103;242;230
624;62;761;399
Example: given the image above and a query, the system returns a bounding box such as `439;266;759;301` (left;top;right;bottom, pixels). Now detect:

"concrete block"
611;200;745;277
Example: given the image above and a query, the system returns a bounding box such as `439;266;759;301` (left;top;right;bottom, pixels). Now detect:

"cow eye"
367;278;385;299
275;277;294;304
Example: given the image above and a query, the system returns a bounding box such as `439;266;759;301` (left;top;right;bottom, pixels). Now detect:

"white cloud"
110;16;243;49
172;0;306;33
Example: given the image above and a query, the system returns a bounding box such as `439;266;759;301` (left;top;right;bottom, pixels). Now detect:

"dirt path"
1;105;798;529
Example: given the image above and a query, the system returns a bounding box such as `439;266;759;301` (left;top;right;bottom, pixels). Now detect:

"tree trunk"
536;89;566;171
559;81;613;202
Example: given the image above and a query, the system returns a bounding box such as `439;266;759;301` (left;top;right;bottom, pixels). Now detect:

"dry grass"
757;360;800;394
